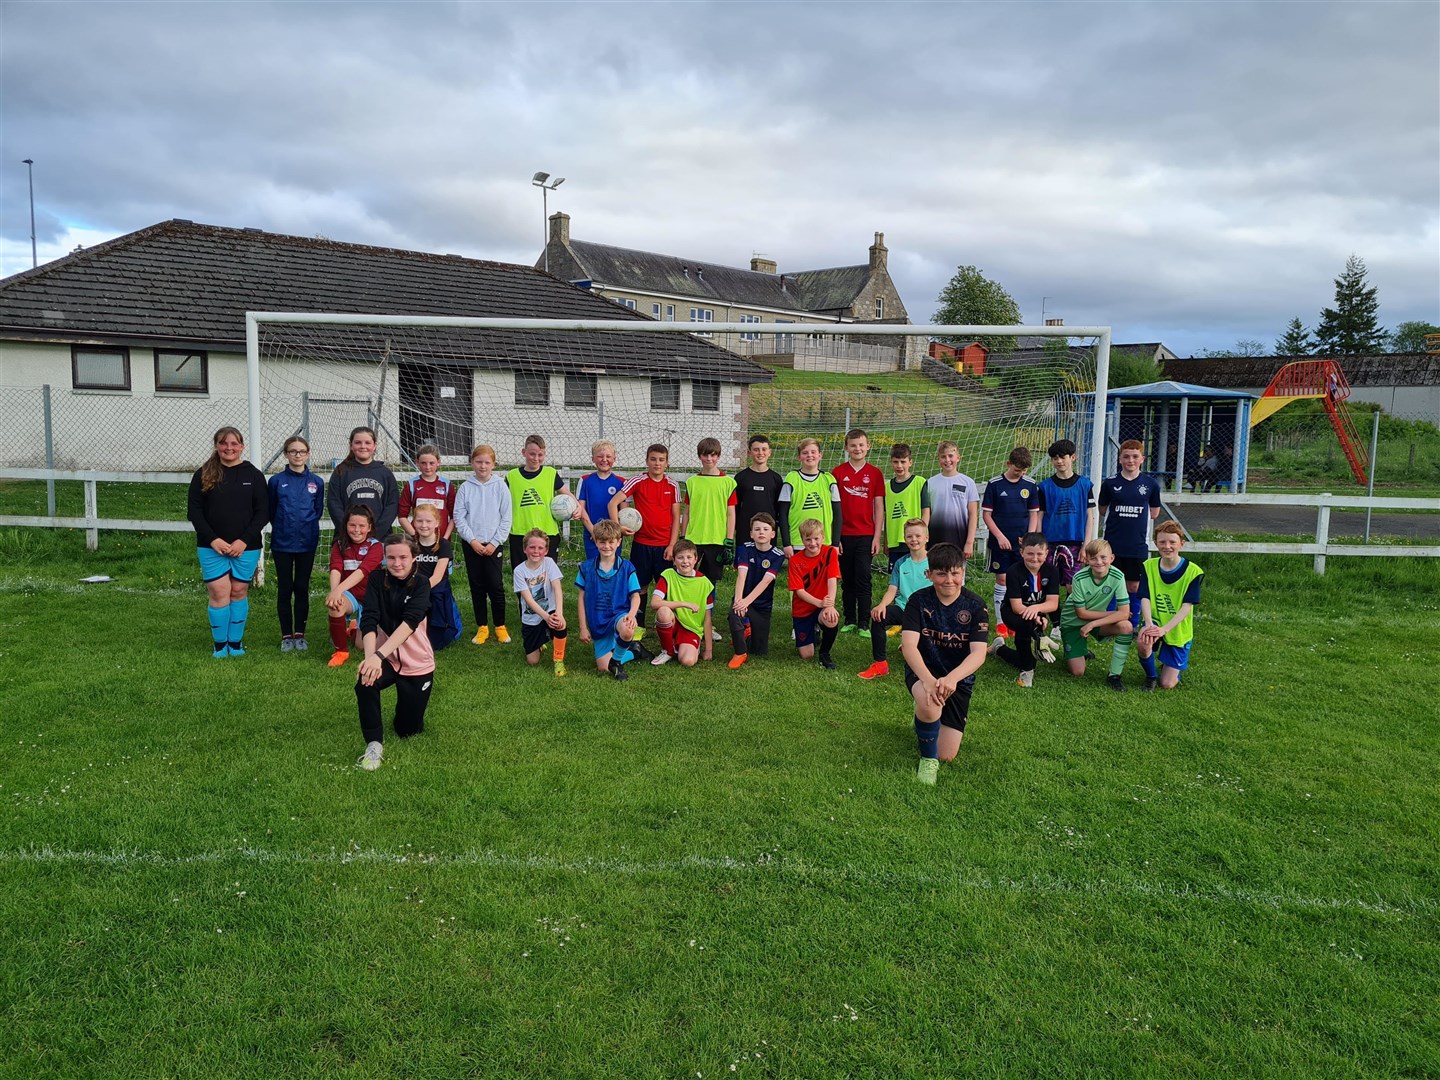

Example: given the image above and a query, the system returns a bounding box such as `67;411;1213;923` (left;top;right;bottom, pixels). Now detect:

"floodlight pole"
532;171;565;273
22;159;36;268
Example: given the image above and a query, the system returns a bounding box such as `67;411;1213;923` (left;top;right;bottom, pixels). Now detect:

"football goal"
246;315;1113;480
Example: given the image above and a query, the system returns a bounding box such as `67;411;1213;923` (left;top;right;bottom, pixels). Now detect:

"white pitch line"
5;845;1436;919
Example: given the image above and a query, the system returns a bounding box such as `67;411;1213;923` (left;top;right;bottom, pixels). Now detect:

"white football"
617;507;643;532
549;493;578;521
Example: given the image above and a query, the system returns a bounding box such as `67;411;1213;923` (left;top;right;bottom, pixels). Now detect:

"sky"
1;0;1436;357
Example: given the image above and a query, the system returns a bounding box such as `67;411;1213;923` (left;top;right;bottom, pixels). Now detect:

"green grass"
1;528;1438;1077
764;367;944;393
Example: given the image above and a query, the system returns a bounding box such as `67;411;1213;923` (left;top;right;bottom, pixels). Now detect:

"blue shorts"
198;547;262;583
1158;640;1192;671
987;540;1021;576
793;612;819;648
592;629;634;665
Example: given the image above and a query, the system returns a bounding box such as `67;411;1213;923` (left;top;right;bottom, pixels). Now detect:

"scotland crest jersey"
981;474;1040;544
1099;473;1162;558
733;543;786;610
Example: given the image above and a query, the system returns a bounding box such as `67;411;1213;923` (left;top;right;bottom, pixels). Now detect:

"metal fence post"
844;407;851;433
598;399;605;438
1314;496;1331;575
84;478;99;551
1364;409;1380;543
42;384;56;516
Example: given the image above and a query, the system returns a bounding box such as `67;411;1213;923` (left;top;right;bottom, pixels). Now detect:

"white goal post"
245;314;1112;481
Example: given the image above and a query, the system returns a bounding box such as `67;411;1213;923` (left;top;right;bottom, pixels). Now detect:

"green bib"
507;466;558;536
1143;558;1203;646
659;568;712;635
685;474;737;545
784;470;833;546
884;477;924;547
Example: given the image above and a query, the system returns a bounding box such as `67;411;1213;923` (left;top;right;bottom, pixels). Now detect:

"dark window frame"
154;348;209;394
71;345;132;391
692;380;720;412
514;370;550;407
651;377;681;412
564;373;598;409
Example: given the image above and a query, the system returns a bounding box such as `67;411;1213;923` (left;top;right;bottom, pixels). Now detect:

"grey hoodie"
453;473;512;548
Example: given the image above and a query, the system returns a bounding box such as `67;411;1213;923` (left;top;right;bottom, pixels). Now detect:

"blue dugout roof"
1074;380;1256;401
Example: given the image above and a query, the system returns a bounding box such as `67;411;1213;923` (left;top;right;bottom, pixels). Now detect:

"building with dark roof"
538;215;922;371
0;219;773;470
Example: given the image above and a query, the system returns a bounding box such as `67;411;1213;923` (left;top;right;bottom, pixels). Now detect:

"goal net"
247;315;1111;482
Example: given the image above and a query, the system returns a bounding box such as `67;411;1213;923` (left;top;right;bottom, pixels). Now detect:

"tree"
1107;347;1163;390
1275;317;1314;356
1199;339;1266;358
1314;254;1386;355
1388;320;1440;354
932;265;1022;354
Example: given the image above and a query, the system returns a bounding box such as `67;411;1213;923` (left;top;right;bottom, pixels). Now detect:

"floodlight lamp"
532;171;550;184
553;177;565;188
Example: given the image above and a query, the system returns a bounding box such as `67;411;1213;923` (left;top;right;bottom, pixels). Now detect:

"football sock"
993;583;1006;627
820;623;838;654
227;598;249;649
657;621;677;656
1109;634;1133;676
1140;653;1158;678
329;613;350;651
208;605;229;646
914;716;940;760
1128;590;1142;623
552;632;567;662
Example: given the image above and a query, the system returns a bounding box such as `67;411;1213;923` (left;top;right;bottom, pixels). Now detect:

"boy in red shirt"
830;427;885;634
788;517;841;669
609;443;682;628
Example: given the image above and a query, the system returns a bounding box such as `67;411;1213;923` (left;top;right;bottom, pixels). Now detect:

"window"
665;304;676;321
739;314;762;342
615;297;637;310
774;320;795;352
652;303;662;320
564;374;597;409
651;377;680;411
72;346;131;391
155;349;208;393
515;371;550;407
689;307;713;336
874;297;885;319
692;380;720;412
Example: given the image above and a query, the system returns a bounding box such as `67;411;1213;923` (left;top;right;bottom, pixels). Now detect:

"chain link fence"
1249;402;1440;488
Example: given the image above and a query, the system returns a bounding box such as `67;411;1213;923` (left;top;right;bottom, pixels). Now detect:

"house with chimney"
538;215;922;372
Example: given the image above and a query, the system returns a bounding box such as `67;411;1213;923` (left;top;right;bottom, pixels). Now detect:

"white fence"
4;469;1437;574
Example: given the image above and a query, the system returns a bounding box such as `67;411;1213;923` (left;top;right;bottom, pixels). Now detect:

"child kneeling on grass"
1136;521;1204;691
900;542;989;785
727;512;785;669
788;517;841;669
1060;538;1134;691
326;506;383;668
576;519;652;681
514;528;568;677
356;533;435;772
650;539;715;668
990;531;1061;687
858;517;929;680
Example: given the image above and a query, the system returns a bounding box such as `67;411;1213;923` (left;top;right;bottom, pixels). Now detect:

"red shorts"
666;625;702;655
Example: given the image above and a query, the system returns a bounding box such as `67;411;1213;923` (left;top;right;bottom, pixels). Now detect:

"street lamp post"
532;171;564;273
22;159;36;268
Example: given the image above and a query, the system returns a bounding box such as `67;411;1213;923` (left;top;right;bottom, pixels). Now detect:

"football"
549;493;578;521
617;506;643;532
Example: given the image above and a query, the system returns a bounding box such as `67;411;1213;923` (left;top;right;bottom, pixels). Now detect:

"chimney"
549;211;570;245
1045;318;1064;326
868;231;887;271
751;255;777;274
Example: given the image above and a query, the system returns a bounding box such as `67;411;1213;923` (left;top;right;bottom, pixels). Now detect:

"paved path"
1172;503;1439;542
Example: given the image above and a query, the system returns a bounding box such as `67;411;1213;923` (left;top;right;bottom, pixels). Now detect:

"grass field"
2;524;1438;1077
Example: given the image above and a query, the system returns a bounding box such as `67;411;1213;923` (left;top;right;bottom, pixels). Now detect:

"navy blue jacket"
268;468;326;553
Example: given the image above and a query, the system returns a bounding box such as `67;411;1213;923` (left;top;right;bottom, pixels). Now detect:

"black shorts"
903;676;973;732
630;541;671;588
1113;555;1145;583
987;540;1021;576
522;619;560;654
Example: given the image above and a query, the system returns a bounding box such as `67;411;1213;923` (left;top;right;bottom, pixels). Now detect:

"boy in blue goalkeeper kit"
1136;521;1204;691
900;542;989;786
576;518;652;681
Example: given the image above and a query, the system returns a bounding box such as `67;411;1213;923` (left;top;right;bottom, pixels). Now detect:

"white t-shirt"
926;472;979;547
513;557;561;625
